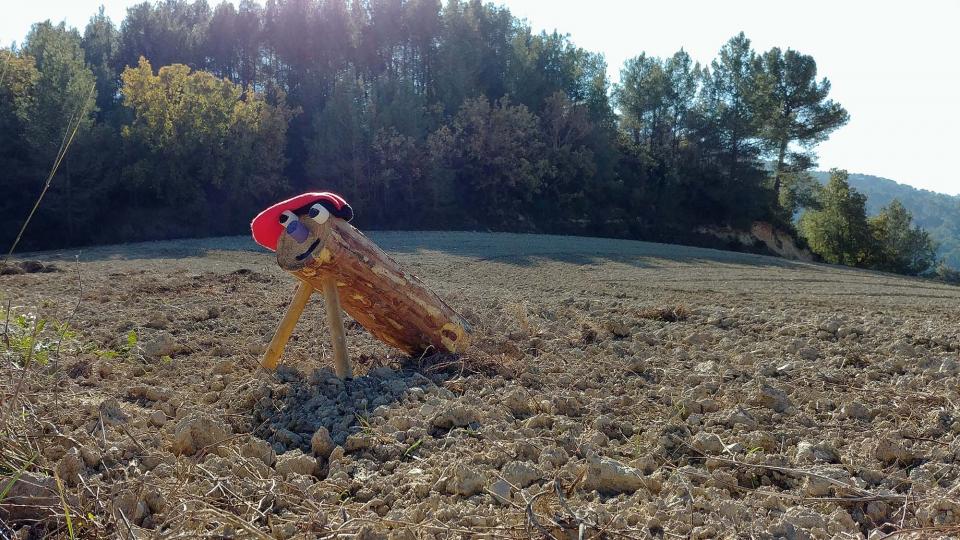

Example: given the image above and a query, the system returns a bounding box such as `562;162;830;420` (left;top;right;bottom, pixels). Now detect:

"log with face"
276;203;335;272
273;208;471;356
256;191;471;361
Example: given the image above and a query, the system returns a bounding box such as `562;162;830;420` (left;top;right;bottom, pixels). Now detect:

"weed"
355;412;374;436
90;329;140;360
0;455;36;502
54;472;76;540
403;438;424;459
1;309;77;367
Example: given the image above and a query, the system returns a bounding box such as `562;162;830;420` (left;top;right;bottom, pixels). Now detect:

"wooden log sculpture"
251;192;471;377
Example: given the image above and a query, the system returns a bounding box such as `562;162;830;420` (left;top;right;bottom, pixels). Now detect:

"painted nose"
286;220;309;243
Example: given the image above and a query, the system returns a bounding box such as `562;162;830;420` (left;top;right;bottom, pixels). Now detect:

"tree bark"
773;138;788;196
276;218;471;356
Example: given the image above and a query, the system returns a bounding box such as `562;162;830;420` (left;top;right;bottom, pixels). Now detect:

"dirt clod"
171;415;230;455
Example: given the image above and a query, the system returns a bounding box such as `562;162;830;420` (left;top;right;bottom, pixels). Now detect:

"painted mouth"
295;239;321;261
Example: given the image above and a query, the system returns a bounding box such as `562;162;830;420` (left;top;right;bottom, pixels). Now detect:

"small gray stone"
691;432;724;455
55;448;83;487
344;434;375;453
275;450;317;477
445;465;484;496
501;461;542;488
171;415;230;456
311;427;335;458
753;384;792;413
430;405;477;429
241;438;276;466
142;332;178;358
503;388;533;417
488;478;512;505
796;441;841;464
875;437;915;465
840;402;872;421
583;455;645;494
148;410;167;427
819;320;841;334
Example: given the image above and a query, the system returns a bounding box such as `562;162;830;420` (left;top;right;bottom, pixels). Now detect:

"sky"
2;1;958;196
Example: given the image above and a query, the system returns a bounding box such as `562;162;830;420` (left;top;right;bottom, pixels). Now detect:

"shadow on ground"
250;362;453;455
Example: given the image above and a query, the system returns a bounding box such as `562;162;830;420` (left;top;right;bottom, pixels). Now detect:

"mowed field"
3;232;960;539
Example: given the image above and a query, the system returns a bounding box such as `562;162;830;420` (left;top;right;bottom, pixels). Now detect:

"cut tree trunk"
275;218;471;356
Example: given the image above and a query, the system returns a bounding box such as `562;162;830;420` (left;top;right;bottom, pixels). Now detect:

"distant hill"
811;171;960;268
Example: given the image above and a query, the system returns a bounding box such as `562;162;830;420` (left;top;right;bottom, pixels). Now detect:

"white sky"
3;0;958;196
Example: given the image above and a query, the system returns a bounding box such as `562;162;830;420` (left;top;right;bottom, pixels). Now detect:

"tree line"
0;0;948;277
800;169;941;277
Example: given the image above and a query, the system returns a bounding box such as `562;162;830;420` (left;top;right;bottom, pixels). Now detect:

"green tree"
82;7;120;116
2;4;856;255
0;49;41;247
20;21;97;165
799;169;872;266
778;170;823;216
0;23;98;250
867;199;938;275
754;47;849;199
434;96;548;226
120;57;294;234
116;0;211;72
701;33;764;182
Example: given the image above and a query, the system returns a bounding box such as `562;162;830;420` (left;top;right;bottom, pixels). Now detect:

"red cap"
250;192;351;251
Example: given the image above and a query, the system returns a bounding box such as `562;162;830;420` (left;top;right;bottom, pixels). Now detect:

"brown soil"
2;231;959;539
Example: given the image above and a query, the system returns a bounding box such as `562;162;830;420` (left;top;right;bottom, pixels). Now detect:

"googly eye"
308;203;330;223
279;210;298;226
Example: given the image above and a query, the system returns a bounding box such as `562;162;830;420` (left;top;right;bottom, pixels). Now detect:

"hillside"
812;170;960;267
3;232;960;538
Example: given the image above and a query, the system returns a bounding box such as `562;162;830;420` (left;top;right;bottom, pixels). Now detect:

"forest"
0;0;948;277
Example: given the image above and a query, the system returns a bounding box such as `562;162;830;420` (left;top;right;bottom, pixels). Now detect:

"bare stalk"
5;82;96;261
52;255;83;407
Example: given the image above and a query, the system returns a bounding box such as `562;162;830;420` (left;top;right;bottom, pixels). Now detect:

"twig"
525;488;558;539
878;525;960;539
2;299;10;349
554;477;583;528
53;255;83;407
116;507;136;540
116;423;147;453
691;455;906;501
53;472;76;539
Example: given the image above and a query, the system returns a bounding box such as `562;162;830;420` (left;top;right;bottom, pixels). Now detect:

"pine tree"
799;169;872;266
754;47;849;200
868;199;938;275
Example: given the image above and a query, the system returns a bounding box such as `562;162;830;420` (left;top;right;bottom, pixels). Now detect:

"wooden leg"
321;276;352;379
261;281;314;370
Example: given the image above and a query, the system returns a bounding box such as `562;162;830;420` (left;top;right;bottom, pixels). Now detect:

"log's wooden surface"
261;281;314;369
276;218;471;355
321;276;352;378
